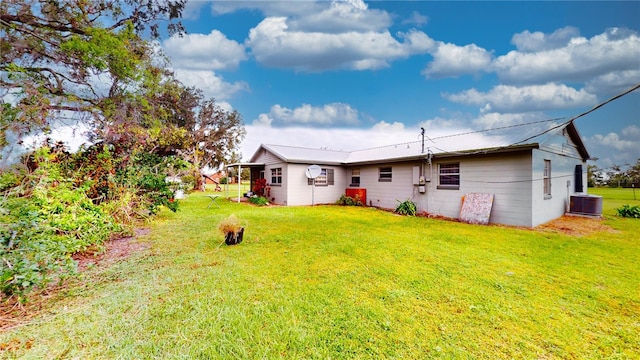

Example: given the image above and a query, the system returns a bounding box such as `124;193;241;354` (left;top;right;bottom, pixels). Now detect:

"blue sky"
145;1;639;170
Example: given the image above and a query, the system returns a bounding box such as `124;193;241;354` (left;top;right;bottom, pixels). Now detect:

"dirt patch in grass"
535;215;616;237
0;229;150;332
73;228;151;271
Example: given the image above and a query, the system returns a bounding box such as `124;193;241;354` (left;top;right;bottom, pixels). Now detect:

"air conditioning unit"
569;195;602;216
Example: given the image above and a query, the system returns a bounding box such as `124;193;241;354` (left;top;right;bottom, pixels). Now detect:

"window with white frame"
350;169;360;187
271;167;282;185
308;168;334;186
438;163;460;189
544;160;551;198
378;167;392;182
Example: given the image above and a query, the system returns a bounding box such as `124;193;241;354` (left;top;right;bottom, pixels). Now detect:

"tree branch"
0;13;87;36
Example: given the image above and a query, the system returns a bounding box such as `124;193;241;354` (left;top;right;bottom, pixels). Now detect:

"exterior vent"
569;195;602;216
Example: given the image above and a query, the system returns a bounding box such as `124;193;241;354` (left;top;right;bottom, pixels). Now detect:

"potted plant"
218;214;244;245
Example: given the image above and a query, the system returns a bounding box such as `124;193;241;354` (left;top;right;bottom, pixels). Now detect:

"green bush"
1;148;121;298
616;204;640;218
395;199;417;216
249;196;269;206
0;145;185;299
336;194;363;206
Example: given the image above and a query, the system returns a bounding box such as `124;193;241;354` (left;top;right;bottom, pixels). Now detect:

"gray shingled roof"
260;144;351;164
252;120;588;165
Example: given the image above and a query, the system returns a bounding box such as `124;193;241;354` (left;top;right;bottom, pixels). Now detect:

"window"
544;160;551;198
308;168;334;186
315;169;328;185
438;163;460;189
379;167;392;182
271;167;282;185
350;169;360;187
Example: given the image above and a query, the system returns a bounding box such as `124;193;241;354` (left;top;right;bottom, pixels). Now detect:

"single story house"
242;120;593;227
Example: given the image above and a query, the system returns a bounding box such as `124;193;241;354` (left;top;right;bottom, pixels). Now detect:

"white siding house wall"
265;162;287;205
531;150;585;227
253;148;281;165
357;163;417;209
250;149;288;205
285;163;347;206
410;153;532;226
531;130;587;226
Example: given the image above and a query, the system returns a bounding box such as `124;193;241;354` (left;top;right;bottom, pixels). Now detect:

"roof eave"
564;122;591;161
432;143;539;159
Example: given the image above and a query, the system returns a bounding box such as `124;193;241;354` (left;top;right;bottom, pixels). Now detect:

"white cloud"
585;70;640;95
402;11;429;27
493;28;640;84
422;42;493;78
211;0;321;16
371;121;405;132
182;1;208;20
173;69;249;100
418;117;463;132
212;0;389;32
163;30;247;71
288;0;392;33
254;103;360;126
472;112;548;129
252;113;273;127
444;83;597;113
240;123;428;161
511;26;580;52
245;10;433;71
587;125;640;169
591;125;640;152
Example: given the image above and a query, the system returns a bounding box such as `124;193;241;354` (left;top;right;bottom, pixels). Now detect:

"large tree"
152;84;246;189
0;0;186;153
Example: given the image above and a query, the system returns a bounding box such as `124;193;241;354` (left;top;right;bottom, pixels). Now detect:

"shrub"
616;204;640;218
249;196;269;206
395;199;417;216
254;178;267;196
0;150;121;298
336;194;363;206
0;144;193;299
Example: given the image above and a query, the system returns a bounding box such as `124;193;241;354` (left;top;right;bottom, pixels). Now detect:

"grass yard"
1;189;639;358
589;187;640;215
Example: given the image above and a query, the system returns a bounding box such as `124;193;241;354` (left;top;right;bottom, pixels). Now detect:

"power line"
515;82;640;145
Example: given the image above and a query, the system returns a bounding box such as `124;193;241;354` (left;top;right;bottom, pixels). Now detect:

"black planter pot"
225;227;244;245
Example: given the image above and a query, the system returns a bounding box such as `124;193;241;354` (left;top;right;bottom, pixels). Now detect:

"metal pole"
312;178;315;206
225;168;228;198
237;164;241;203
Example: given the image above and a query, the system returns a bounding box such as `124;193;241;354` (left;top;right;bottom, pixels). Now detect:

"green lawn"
1;189;639;358
589;187;640;215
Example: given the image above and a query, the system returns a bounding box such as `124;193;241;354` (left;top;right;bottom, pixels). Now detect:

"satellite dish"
305;164;322;179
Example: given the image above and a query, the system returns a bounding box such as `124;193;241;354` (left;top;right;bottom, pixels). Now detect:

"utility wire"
515;82;640;145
